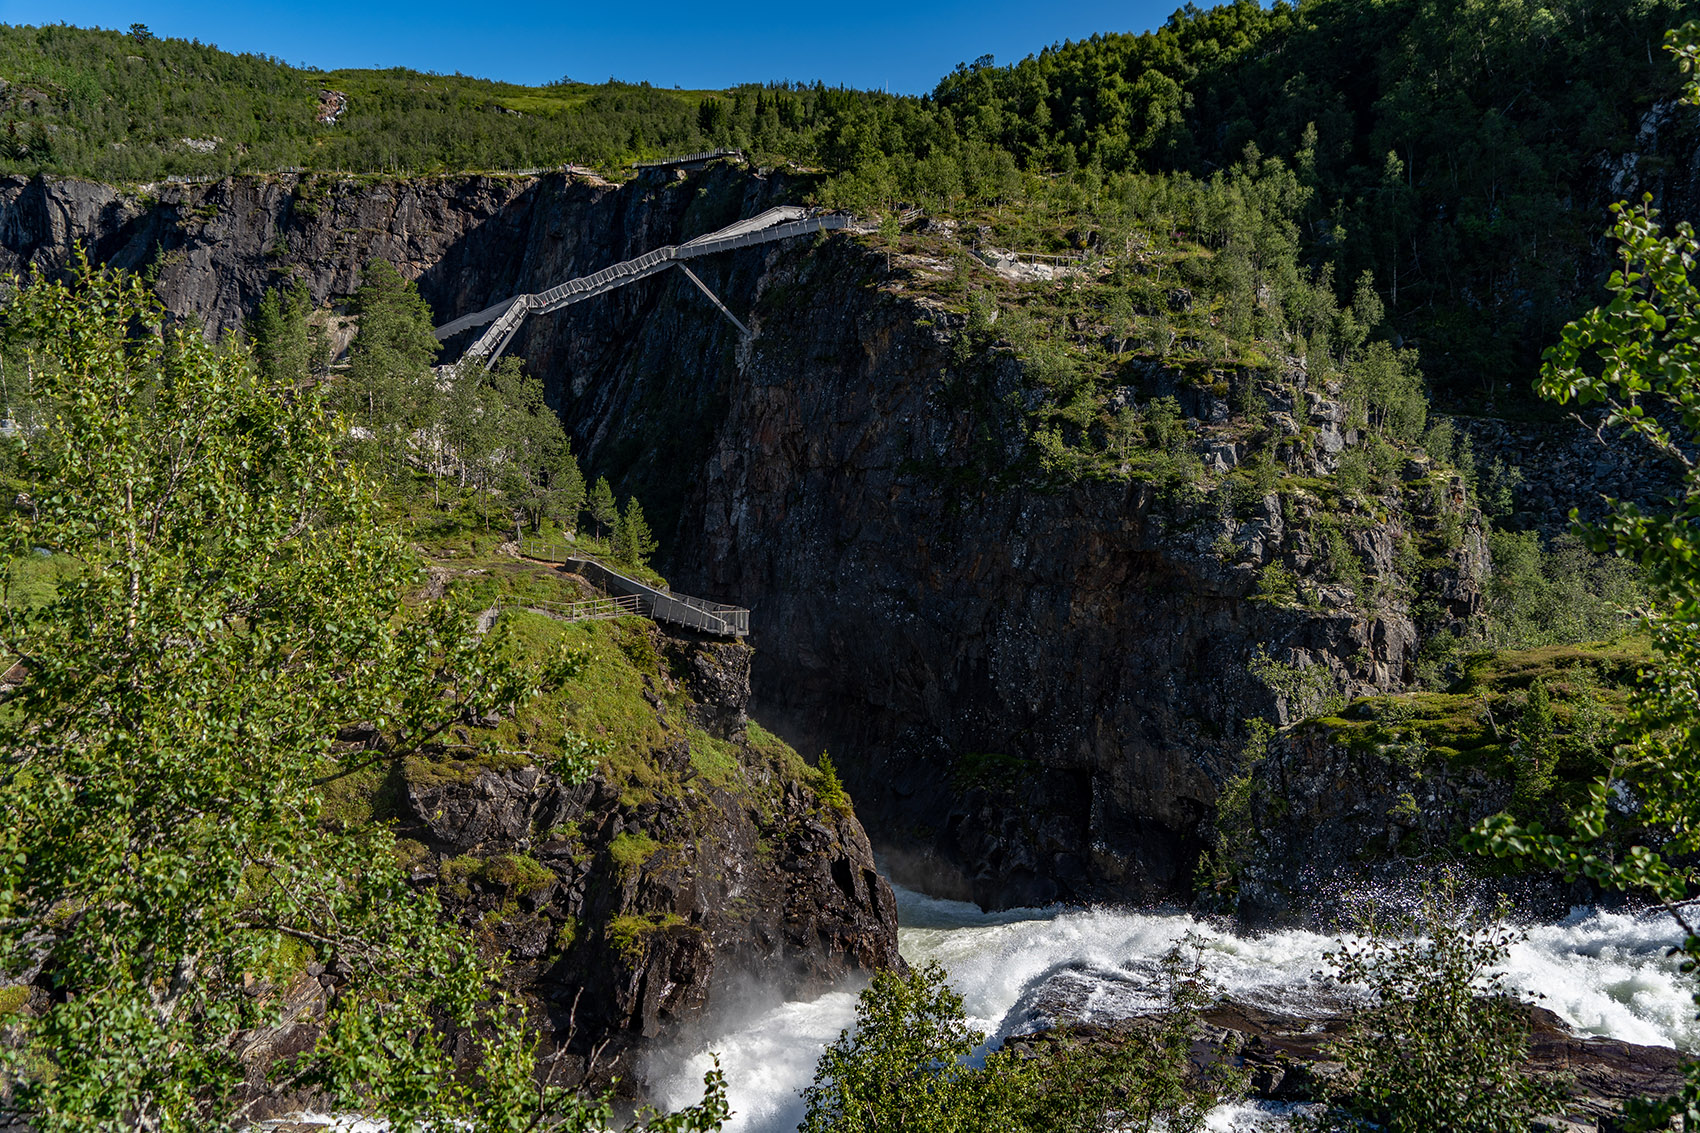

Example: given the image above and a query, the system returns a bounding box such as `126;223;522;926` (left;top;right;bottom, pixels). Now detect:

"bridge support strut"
674;263;751;338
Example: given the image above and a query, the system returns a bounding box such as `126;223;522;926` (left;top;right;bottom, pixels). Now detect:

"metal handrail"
435;207;853;365
515;538;749;637
633;148;745;169
500;593;643;623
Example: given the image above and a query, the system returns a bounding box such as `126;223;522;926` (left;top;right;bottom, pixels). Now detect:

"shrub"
1300;887;1566;1133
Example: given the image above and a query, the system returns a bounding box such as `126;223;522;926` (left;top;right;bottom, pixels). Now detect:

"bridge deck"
434;206;850;365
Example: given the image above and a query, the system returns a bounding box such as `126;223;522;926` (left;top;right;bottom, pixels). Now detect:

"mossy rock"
441;852;555;899
608;831;661;877
605;911;689;966
0;985;30;1017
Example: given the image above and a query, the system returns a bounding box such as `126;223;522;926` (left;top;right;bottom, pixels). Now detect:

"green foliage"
248;279;327;386
614;496;659;568
245;282;587;535
1344;340;1427;442
1249;562;1301;607
1249;645;1344;722
1324;639;1639;784
1299;888;1566;1133
453;357;583;533
1198;717;1274;902
800;962;1008;1133
1319;523;1366;599
340;259;441;480
551;728;607;786
1475;30;1700;1127
802;946;1241;1133
589;476;618;539
0;260;734;1132
606;912;689;966
1480;530;1643;649
815;751;850;813
1016;937;1246;1133
1512;677;1557;806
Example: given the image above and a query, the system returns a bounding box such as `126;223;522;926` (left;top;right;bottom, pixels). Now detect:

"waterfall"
648;885;1696;1133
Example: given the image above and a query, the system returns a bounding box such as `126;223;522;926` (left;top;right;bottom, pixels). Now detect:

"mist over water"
647;884;1698;1133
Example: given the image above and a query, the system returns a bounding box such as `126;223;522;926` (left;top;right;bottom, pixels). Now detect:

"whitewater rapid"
647;885;1698;1133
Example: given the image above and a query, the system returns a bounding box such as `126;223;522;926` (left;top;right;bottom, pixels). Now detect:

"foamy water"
648;885;1698;1133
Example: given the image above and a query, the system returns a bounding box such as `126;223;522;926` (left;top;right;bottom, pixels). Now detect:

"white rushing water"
648;885;1699;1133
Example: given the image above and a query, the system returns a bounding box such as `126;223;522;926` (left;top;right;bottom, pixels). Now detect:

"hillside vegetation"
4;2;1697;404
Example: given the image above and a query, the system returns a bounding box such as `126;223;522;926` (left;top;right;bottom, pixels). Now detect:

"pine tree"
342;260;441;479
589;476;617;540
616;497;658;568
550;456;587;535
249;280;322;387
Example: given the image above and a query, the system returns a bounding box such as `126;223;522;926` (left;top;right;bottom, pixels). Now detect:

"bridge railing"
498;592;643;623
437;207;854;364
516;538;749;637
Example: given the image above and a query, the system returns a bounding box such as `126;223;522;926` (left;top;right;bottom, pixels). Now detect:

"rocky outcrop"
1230;722;1538;925
1002;987;1687;1133
1451;411;1684;538
389;627;899;1092
644;240;1485;909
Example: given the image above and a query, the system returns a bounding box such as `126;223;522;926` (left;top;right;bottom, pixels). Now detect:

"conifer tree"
341;260;440;479
616;496;658;568
249;280;325;387
589;476;617;540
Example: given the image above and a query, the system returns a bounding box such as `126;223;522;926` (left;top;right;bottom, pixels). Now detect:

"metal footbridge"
435;205;851;366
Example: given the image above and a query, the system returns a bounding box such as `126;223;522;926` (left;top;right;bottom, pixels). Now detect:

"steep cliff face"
652;241;1485;908
1223;637;1648;925
388;627;899;1089
0;167;1488;912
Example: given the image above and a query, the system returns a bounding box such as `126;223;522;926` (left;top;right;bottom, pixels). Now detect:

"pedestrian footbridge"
434;205;851;366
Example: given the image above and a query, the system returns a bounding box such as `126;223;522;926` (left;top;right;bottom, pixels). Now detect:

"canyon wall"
2;160;1657;915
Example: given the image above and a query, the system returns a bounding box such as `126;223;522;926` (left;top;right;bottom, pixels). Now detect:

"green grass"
684;726;743;789
606;911;688;965
747;720;815;782
608;831;661;876
3;551;80;609
1313;636;1648;794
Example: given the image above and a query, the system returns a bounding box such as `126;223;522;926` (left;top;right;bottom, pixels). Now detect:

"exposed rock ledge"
1010;999;1687;1133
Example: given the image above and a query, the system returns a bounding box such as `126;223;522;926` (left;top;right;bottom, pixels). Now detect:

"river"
647;882;1699;1132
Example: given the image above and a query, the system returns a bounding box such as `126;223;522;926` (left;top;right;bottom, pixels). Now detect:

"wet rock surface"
1008;999;1688;1132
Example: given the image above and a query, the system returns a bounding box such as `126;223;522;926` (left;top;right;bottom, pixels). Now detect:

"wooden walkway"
516;539;749;637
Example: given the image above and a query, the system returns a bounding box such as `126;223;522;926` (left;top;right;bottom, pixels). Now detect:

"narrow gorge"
1;133;1693;1124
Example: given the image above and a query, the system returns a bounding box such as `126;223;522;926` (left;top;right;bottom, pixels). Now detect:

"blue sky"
0;0;1184;94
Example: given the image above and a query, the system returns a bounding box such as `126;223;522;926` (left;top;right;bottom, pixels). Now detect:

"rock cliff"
236;614;899;1115
391;626;899;1091
0;167;1493;913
